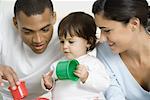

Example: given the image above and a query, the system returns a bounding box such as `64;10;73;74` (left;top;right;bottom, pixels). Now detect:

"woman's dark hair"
14;0;54;17
58;12;97;51
92;0;149;28
92;0;106;15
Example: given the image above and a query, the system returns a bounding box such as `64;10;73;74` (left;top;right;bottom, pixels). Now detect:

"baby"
42;12;110;100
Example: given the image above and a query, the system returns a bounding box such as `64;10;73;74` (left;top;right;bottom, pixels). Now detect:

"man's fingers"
2;67;18;89
0;66;19;89
9;67;19;84
0;73;4;86
4;72;17;89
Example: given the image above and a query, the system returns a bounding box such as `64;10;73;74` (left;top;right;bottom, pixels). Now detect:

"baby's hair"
58;12;96;51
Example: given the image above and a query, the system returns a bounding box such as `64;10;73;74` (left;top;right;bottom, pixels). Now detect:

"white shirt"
0;1;62;99
42;54;110;100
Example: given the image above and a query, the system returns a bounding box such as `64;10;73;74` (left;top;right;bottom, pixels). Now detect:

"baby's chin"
66;56;76;60
64;53;74;59
65;55;77;60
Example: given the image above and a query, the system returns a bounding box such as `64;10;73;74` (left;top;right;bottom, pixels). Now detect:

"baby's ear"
86;44;91;51
87;44;91;48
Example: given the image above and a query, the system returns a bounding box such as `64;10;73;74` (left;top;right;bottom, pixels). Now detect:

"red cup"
35;97;49;100
8;81;28;100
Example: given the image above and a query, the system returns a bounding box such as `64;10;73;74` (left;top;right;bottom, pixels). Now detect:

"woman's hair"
58;12;97;51
92;0;149;28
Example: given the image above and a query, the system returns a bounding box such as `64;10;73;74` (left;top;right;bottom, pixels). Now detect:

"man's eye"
23;31;32;35
42;27;50;32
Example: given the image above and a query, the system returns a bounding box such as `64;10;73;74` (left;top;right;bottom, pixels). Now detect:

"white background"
0;0;150;21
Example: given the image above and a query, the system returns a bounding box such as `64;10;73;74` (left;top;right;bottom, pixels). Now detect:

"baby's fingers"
42;74;53;89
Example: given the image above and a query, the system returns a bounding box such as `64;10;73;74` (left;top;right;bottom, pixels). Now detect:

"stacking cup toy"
56;59;79;81
8;81;28;100
35;97;49;100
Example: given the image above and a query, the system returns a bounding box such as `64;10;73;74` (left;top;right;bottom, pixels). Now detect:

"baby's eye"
60;40;64;43
69;41;74;44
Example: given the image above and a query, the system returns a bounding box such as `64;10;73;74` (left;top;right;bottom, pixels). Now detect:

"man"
0;0;62;99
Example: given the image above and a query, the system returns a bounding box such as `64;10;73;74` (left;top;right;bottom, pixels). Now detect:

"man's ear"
13;16;18;29
51;12;56;25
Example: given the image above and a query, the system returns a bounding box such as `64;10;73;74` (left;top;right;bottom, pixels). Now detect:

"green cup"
56;59;79;81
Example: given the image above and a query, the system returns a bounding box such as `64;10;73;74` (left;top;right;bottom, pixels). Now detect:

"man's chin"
32;49;46;54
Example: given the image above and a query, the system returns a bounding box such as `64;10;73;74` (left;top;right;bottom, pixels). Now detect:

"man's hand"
0;65;19;90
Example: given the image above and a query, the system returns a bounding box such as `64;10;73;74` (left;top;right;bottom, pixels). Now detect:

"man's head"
13;0;56;54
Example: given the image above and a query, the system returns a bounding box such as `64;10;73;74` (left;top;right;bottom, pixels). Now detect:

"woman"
92;0;150;100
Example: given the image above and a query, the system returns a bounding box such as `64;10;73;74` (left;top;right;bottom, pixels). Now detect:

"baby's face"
59;34;89;59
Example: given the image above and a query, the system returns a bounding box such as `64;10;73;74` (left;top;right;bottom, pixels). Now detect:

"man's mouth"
33;44;44;50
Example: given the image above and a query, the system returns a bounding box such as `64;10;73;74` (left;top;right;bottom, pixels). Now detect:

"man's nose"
32;33;42;43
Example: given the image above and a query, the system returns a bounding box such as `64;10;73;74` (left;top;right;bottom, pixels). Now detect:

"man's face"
13;8;56;54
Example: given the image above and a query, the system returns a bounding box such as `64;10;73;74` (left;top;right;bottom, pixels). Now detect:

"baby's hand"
74;64;89;83
42;71;53;90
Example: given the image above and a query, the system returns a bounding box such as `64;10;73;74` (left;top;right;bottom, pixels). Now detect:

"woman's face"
95;14;135;53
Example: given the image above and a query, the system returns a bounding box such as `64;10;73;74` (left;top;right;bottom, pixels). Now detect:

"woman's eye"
104;29;111;33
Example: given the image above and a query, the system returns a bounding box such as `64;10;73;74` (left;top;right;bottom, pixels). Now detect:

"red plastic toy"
8;81;28;100
35;97;49;100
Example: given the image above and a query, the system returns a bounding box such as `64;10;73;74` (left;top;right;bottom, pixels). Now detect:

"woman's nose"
99;32;107;43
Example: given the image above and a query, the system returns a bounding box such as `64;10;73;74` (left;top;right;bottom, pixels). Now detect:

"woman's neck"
120;31;150;91
123;30;150;61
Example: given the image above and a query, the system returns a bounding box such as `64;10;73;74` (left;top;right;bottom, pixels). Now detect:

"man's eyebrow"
22;27;33;32
40;24;51;30
22;24;51;32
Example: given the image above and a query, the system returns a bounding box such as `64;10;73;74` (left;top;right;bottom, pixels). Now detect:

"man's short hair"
14;0;54;16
